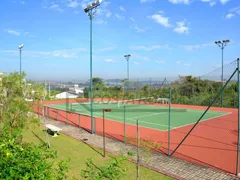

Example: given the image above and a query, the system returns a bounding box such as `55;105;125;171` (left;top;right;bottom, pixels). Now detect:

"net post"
236;58;240;176
168;87;172;156
124;105;126;143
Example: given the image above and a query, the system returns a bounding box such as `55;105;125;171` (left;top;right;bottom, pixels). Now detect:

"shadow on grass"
31;130;45;144
81;139;104;157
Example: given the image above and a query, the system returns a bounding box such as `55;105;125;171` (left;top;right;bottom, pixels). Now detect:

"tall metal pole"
127;59;129;81
221;45;224;107
89;9;95;134
48;82;51;97
215;40;230;107
236;58;240;176
103;109;106;157
124;54;131;93
84;0;102;134
168;88;172;156
136;119;140;180
20;48;22;75
124;105;126;143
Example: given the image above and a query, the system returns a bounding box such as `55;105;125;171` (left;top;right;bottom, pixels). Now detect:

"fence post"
103;110;106;157
168;88;172;156
124;105;126;143
47;107;49;118
78;114;80;128
171;67;238;156
136;119;140;180
236;58;240;176
66;111;68;124
56;110;58;121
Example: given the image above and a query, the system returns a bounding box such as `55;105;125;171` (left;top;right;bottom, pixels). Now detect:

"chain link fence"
32;59;240;175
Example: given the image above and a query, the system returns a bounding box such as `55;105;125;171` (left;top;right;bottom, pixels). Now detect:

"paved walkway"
41;117;239;180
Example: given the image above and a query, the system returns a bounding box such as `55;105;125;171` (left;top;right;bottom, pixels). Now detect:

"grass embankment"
23;125;173;180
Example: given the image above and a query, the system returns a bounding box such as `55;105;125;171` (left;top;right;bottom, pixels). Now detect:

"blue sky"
0;0;239;81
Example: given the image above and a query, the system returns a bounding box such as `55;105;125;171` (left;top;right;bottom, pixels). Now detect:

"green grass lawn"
23;125;173;180
49;103;227;131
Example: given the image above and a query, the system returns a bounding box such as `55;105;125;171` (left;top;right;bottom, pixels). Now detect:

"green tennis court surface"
49;102;228;131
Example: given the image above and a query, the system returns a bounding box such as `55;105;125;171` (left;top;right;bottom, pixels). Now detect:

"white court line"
48;104;232;132
93;111;169;128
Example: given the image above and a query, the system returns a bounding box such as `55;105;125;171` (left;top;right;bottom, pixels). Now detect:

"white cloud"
148;14;170;27
219;0;230;5
173;21;189;34
130;45;170;51
201;0;217;6
106;12;112;18
133;61;140;65
133;25;148;33
168;0;190;4
95;19;107;24
176;61;191;66
225;13;235;19
0;48;87;58
104;59;116;63
210;1;216;6
50;3;64;12
140;0;155;3
225;6;240;19
19;1;26;5
230;6;240;14
67;0;79;8
130;17;148;32
156;60;164;64
115;13;125;20
95;1;112;18
6;29;20;36
182;43;212;51
120;6;126;11
98;47;116;52
133;54;150;61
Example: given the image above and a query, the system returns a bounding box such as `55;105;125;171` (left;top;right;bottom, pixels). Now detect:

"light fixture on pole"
124;54;131;93
84;0;102;134
215;40;230;107
124;54;131;81
18;44;24;75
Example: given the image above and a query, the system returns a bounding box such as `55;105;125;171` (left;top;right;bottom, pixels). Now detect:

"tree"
93;77;105;89
0;72;68;179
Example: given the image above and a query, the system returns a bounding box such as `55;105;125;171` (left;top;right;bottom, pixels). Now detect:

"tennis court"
48;101;228;131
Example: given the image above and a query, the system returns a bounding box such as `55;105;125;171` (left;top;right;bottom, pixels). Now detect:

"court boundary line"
45;105;166;131
70;102;227;114
46;104;231;132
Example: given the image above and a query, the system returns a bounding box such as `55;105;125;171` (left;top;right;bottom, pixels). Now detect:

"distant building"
69;84;84;95
55;92;79;99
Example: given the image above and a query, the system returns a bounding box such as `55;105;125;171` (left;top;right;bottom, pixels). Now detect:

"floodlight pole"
84;1;101;134
89;8;94;134
124;55;131;81
215;40;230;107
20;48;22;75
124;54;131;92
19;46;24;76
